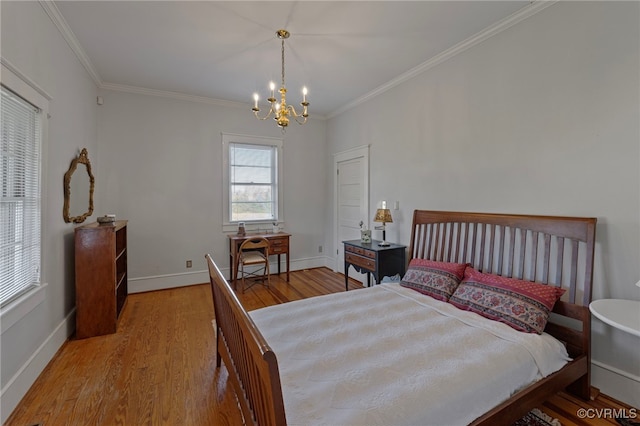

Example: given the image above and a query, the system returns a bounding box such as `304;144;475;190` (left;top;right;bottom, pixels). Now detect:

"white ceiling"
54;1;537;117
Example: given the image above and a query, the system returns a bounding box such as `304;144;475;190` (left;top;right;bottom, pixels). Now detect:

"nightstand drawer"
345;253;375;271
345;245;376;258
345;245;364;255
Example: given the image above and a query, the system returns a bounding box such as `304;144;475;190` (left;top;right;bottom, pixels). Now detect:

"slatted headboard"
408;210;597;424
409;210;597;304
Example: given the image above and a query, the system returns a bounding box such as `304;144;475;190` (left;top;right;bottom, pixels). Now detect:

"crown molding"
100;82;327;119
99;82;249;109
328;0;558;119
39;0;103;86
1;57;53;101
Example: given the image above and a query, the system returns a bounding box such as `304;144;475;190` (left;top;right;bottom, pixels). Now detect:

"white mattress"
250;283;570;426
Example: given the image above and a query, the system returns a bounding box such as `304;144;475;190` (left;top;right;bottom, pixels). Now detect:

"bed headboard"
408;210;597;360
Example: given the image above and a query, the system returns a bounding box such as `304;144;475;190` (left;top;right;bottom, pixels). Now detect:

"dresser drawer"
345;253;375;271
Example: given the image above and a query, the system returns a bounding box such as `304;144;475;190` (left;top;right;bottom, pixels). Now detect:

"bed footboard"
205;254;286;426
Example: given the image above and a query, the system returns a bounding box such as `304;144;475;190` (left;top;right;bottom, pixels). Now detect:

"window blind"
1;86;41;307
229;142;277;222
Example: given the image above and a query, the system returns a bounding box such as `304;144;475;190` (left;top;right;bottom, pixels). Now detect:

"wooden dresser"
75;220;128;339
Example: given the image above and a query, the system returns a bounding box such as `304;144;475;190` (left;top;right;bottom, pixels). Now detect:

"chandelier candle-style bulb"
251;29;310;131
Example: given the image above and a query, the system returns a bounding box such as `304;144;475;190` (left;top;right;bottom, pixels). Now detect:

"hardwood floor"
5;268;636;426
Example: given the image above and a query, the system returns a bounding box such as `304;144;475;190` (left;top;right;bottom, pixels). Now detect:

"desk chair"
237;237;270;293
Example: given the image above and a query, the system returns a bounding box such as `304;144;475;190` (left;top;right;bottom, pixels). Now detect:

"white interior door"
334;146;369;276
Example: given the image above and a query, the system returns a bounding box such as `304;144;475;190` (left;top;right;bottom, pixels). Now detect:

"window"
229;143;276;221
1;85;42;307
222;133;283;229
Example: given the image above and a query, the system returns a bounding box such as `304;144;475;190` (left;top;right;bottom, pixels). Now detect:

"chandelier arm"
253;107;275;121
293;115;308;125
287;105;308;124
287;104;309;119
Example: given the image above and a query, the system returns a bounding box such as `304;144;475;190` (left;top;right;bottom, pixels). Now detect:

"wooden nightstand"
343;239;406;291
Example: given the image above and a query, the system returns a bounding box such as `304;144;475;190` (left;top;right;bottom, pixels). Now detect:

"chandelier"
252;29;309;129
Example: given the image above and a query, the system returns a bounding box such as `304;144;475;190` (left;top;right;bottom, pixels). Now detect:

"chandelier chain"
281;39;286;88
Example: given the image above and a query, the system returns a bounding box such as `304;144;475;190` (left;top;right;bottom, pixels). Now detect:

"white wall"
326;1;640;406
0;2;99;422
95;90;327;291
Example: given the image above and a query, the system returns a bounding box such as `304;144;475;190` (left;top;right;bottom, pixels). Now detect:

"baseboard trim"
129;256;331;293
0;308;75;424
591;359;640;408
129;270;210;293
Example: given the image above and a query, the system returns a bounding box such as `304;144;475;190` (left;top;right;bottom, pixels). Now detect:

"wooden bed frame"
205;210;596;426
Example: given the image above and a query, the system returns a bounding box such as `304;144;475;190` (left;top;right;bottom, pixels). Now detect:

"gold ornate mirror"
63;148;95;223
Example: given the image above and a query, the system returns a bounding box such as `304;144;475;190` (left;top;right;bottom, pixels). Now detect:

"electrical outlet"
186;260;192;268
318;245;323;253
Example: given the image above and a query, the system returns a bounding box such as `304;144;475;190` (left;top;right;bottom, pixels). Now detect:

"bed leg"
567;375;591;400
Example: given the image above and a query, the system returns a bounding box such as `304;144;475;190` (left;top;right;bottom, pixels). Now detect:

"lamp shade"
373;208;393;223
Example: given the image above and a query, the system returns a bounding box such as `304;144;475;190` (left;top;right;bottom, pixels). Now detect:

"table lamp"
373;201;393;246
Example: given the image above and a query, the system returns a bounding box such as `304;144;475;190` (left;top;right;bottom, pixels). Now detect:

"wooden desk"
343;239;406;291
228;232;291;283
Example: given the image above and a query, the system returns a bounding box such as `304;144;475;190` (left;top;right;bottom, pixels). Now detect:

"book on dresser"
74;220;128;339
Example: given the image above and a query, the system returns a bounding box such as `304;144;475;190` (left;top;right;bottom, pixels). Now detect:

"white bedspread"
249;283;570;426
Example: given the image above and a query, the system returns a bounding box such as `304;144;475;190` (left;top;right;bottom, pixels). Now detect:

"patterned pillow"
400;259;468;301
449;267;565;334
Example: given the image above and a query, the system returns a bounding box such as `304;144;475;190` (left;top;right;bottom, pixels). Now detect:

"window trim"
221;133;283;233
0;60;50;333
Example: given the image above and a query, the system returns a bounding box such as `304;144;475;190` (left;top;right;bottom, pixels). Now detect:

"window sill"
0;283;48;334
222;222;285;234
